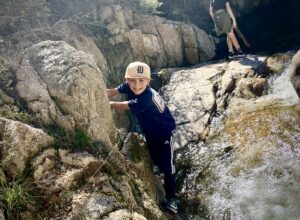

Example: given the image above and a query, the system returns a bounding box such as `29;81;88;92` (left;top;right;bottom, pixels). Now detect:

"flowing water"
178;60;300;219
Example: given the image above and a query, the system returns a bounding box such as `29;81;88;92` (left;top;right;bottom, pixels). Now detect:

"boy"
107;61;178;214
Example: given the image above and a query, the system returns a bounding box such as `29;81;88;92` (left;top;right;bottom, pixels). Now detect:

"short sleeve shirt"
118;82;176;140
211;0;229;12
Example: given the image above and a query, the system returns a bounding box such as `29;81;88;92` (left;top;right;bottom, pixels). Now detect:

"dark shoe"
153;165;161;176
236;49;246;58
228;51;235;59
165;198;178;214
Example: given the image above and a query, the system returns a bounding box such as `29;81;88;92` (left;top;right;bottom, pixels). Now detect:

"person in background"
107;61;178;214
209;0;246;59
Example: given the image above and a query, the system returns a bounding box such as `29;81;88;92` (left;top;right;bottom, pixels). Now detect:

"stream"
177;58;300;220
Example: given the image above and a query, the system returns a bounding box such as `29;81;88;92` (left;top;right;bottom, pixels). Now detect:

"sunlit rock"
289;50;300;97
235;77;267;99
0;117;53;178
103;209;147;220
15;40;115;145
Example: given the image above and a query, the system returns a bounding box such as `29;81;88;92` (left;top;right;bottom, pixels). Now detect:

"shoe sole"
237;54;246;58
228;55;246;60
166;206;178;214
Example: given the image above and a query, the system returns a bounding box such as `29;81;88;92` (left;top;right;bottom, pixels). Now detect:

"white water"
180;63;300;220
209;141;300;220
262;65;299;103
210;67;300;219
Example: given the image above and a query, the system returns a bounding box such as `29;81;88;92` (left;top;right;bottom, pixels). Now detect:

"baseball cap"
125;61;151;80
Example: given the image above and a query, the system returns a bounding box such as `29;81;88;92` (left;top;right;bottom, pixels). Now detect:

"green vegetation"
0;57;8;76
169;8;186;21
106;66;124;88
47;125;96;152
137;0;163;14
0;106;32;124
0;177;40;220
0;0;51;35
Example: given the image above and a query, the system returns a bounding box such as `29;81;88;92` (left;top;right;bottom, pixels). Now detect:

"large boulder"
235;77;267;99
289;50;300;97
15;40;115;145
162;56;269;149
162;64;222;149
96;5;215;71
53;20;110;81
28;131;166;219
0;117;53;178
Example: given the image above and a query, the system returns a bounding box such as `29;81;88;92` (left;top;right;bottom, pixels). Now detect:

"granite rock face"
289;50;300;97
0;117;53;178
15;40;115;145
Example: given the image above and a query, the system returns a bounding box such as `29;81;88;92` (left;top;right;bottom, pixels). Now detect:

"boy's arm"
107;87;129;110
107;88;120;98
110;101;130;110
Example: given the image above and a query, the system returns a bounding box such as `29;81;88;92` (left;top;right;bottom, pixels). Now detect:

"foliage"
0;57;8;75
0;57;14;91
0;177;39;220
0;105;32;124
137;0;163;14
0;0;51;35
170;8;187;21
46;125;96;152
106;66;124;88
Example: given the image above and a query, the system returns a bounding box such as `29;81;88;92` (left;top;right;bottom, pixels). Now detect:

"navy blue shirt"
118;82;176;140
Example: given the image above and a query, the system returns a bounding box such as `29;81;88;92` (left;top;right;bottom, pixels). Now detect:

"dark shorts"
213;9;232;35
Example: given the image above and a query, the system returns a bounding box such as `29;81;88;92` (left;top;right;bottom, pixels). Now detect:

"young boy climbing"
209;0;246;59
107;61;178;214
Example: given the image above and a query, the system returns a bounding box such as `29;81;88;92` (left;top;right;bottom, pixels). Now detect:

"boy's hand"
107;88;119;98
110;101;129;110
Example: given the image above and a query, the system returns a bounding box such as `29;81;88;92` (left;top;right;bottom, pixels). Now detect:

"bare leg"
226;34;234;52
227;29;241;51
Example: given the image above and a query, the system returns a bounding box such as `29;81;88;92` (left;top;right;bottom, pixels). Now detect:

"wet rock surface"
289;50;300;97
160;53;300;219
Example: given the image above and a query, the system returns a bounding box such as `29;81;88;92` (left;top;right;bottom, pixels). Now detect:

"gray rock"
236;77;267;99
85;194;117;218
97;5;215;71
15;40;115;145
163;66;218;148
121;133;166;204
31;148;103;193
53;20;109;80
0;210;4;220
0;89;14;104
289;50;300;97
103;209;147;220
0;117;53;178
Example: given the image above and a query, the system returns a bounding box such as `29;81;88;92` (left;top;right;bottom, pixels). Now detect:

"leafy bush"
138;0;163;14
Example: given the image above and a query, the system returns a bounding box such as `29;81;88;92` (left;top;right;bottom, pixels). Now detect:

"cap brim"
125;76;151;79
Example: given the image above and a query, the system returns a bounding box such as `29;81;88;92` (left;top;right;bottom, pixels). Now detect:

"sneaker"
228;51;235;59
236;49;246;58
153;165;160;176
165;198;178;214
